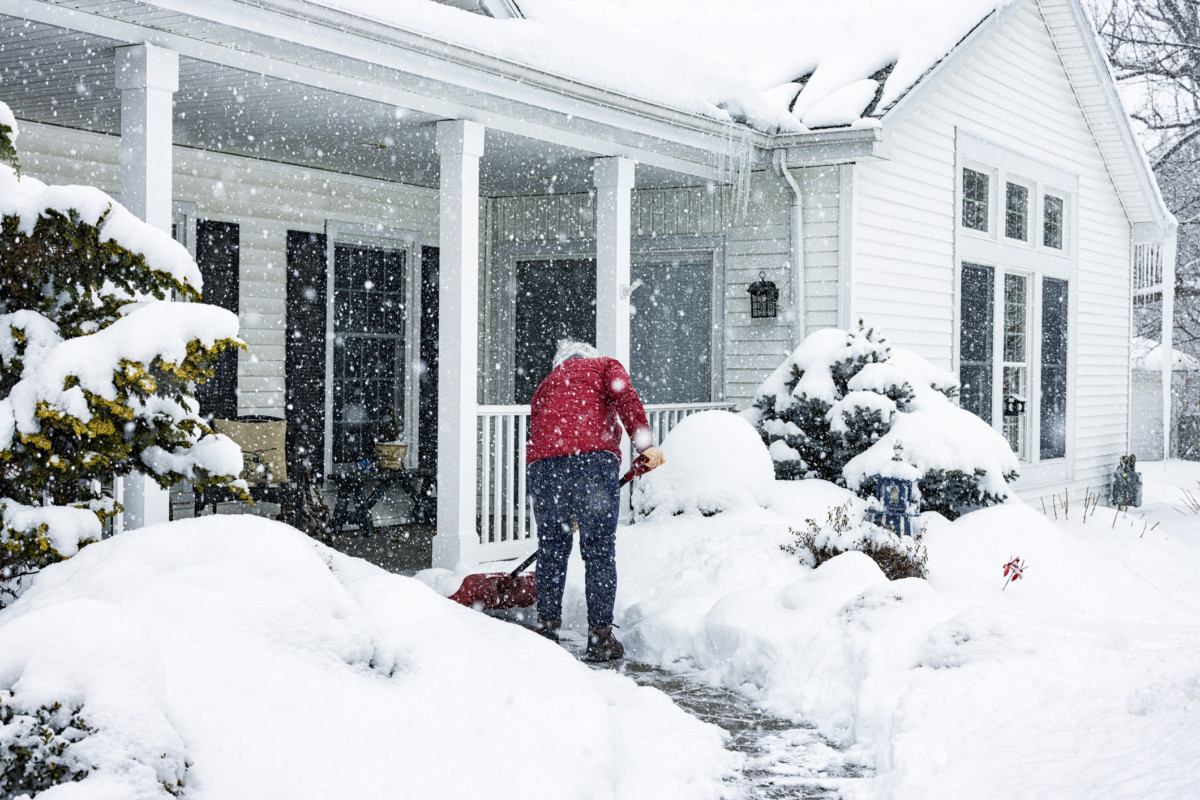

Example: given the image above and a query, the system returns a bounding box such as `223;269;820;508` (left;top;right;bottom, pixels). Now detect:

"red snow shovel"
448;456;651;611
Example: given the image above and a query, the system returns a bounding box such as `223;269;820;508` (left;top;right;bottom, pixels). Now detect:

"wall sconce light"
748;272;779;318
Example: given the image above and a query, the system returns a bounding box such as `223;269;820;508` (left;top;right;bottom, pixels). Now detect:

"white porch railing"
1134;242;1164;300
474;400;735;562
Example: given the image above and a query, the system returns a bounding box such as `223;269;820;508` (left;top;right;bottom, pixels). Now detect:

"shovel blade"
449;571;537;610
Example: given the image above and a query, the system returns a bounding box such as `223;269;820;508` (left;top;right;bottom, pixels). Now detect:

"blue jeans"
528;451;620;628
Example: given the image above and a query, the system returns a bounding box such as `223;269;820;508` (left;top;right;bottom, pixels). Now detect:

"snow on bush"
781;500;928;581
748;323;1018;518
0;600;190;798
0;101;245;604
631;410;774;519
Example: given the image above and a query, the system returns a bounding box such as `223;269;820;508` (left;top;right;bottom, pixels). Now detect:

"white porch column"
594;157;635;367
116;43;178;530
433;120;485;568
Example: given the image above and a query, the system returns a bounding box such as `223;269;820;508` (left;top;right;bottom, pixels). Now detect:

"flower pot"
375;442;408;471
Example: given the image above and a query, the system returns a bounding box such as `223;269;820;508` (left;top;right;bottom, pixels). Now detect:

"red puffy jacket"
526;356;652;465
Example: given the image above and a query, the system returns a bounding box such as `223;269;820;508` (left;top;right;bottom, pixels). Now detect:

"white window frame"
323;221;422;474
954;131;1079;488
1003;177;1034;245
1040;189;1069;252
959;162;997;238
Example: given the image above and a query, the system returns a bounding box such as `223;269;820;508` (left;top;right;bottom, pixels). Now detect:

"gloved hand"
640;446;665;470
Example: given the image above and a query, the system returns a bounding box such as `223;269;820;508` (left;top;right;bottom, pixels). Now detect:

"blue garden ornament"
866;441;921;537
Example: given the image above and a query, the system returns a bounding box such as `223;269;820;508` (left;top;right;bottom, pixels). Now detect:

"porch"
0;3;759;569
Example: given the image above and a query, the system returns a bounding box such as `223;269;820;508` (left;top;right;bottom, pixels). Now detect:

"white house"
0;0;1174;567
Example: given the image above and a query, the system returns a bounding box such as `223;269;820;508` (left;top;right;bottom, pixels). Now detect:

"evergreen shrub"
0;102;246;604
0;691;93;797
749;322;1018;519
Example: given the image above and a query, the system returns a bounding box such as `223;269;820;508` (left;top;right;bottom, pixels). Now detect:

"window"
959;263;994;423
962;168;990;232
956;134;1076;471
1002;273;1031;460
630;258;714;404
332;244;405;464
1005;182;1029;241
1043;194;1064;249
1040;278;1068;459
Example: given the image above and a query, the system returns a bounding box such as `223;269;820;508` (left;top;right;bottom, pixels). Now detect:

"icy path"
559;632;872;799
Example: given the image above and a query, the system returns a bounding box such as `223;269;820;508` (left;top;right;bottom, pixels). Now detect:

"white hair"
552;339;600;368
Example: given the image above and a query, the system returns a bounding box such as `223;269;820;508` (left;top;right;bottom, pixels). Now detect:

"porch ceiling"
0;13;707;196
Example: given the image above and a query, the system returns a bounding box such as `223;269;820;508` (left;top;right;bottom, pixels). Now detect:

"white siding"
15;121;440;417
851;0;1133;495
718;168;845;405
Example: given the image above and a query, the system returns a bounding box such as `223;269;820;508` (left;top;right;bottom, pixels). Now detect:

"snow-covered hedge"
631;410;774;519
747;324;1018;518
0;101;246;604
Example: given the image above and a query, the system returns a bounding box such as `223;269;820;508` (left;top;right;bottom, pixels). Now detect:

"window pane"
630;259;713;404
514;259;597;404
959;263;994;423
1006;183;1028;241
333;245;406;463
962;168;989;232
1002;273;1030;460
1003;274;1028;363
1043;195;1064;249
1040;278;1069;459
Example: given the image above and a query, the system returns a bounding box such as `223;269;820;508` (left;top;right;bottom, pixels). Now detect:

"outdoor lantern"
1110;454;1143;508
1003;394;1027;417
748;272;779;319
865;442;921;537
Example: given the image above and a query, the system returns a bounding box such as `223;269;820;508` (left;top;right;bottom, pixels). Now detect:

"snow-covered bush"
631;410;774;519
748;323;1018;518
781;501;928;581
0;102;245;604
0;597;192;799
0;692;94;795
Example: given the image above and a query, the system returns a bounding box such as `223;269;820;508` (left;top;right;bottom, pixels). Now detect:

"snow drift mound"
0;516;735;799
632;410;775;518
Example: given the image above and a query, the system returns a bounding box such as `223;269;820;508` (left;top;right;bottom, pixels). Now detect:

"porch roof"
316;0;1006;134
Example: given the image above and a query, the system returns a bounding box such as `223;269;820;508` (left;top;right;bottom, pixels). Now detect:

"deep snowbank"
599;471;1200;799
0;518;735;799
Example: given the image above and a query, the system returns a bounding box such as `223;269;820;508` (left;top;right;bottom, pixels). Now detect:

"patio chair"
194;415;302;528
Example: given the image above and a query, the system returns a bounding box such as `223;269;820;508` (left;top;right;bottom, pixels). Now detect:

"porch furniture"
194;415;302;528
329;467;437;537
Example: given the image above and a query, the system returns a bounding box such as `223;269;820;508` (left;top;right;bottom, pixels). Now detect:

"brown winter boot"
583;626;625;662
534;617;562;642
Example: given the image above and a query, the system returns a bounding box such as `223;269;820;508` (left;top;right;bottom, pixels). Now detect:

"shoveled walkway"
324;531;872;797
557;631;872;799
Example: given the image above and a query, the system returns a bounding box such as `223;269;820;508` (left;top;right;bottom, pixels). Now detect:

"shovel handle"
508;456;650;579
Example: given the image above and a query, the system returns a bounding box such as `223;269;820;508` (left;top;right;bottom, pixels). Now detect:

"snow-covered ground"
4;460;1199;798
428;458;1200;799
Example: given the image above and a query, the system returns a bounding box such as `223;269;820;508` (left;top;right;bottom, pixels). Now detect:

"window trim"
490;235;727;405
954;131;1079;487
1004;178;1033;244
959;162;997;239
323;221;422;473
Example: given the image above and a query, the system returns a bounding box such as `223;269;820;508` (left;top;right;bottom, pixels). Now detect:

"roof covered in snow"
310;0;1007;133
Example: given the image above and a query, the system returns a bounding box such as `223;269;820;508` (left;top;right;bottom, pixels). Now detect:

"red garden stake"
1002;556;1027;590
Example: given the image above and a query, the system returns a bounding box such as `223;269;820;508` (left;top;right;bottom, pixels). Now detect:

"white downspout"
1161;223;1178;460
773;148;805;347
